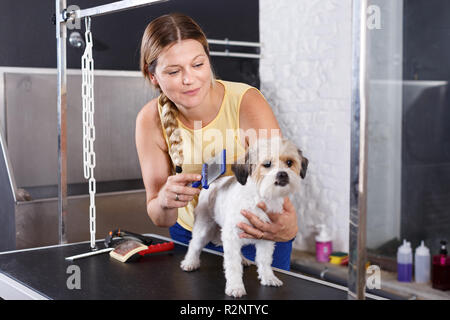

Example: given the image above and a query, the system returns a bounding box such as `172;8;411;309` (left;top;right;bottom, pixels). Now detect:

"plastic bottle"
414;241;430;283
315;224;332;263
397;239;412;282
432;240;450;290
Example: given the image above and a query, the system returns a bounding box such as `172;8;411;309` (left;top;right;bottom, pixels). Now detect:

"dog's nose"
275;171;289;186
277;171;288;180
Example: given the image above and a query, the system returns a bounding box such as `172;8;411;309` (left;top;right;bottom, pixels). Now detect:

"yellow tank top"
157;79;263;231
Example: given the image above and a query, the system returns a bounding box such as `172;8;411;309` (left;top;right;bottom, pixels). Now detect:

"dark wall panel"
0;0;260;87
402;0;450;254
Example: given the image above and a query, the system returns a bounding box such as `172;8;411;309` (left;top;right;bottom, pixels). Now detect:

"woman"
136;13;298;270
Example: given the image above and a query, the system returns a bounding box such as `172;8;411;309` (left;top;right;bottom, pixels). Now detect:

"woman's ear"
149;73;159;86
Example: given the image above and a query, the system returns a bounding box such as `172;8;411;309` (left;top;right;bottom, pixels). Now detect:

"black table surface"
0;234;350;300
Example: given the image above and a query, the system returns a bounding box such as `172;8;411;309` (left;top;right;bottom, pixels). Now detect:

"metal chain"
81;17;97;250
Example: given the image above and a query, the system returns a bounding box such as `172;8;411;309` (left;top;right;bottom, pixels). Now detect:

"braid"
159;93;184;171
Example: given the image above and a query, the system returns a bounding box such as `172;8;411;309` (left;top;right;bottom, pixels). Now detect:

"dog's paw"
225;285;247;298
260;275;283;287
180;258;200;272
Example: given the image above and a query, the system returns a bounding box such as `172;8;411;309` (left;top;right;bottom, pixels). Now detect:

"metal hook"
85;16;91;32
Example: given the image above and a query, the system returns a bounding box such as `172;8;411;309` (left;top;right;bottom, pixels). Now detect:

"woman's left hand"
237;197;298;242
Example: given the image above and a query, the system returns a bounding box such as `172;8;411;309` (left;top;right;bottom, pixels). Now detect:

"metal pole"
209;51;260;59
348;0;368;300
208;38;261;59
70;0;168;20
207;39;261;48
55;0;170;246
56;0;68;244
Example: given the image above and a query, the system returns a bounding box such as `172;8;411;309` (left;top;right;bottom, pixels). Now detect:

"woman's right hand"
157;173;202;209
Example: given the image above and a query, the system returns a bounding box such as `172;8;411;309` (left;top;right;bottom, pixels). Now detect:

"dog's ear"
231;163;250;185
231;151;251;185
297;149;308;179
300;156;309;179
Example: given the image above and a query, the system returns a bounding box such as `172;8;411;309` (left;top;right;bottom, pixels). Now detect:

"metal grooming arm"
55;0;169;245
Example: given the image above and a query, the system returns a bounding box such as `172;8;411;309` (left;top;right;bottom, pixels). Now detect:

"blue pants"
169;222;293;271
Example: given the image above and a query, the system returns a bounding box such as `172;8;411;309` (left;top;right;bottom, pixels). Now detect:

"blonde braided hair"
159;93;183;172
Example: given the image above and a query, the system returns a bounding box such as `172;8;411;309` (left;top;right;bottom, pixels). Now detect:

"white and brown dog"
180;136;308;298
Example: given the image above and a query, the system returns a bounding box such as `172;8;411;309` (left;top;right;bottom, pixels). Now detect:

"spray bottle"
414;241;430;283
315;224;332;263
397;239;412;282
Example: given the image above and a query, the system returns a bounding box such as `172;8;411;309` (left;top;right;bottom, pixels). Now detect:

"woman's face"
150;39;213;109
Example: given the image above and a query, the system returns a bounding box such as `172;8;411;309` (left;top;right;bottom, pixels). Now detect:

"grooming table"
0;234;383;300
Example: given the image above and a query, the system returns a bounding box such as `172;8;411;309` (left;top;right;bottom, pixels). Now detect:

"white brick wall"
259;0;352;252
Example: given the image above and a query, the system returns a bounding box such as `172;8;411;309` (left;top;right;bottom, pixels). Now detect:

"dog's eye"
263;161;271;168
286;160;293;167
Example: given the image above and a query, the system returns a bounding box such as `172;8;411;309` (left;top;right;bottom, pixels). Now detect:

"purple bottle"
397;240;412;282
432;240;450;290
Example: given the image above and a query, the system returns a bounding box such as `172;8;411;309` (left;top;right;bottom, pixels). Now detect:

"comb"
191;149;226;189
